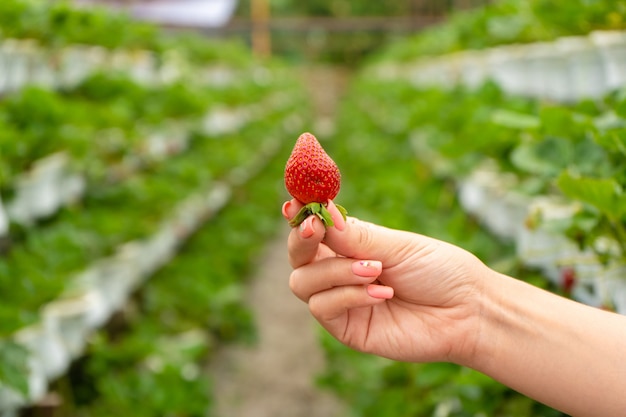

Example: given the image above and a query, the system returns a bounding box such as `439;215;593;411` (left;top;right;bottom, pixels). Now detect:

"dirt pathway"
208;229;346;417
208;66;350;417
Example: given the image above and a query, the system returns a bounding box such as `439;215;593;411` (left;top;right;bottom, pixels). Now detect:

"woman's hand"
282;198;492;366
283;199;626;417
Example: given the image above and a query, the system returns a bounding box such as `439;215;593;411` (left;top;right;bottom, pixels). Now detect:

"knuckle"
355;221;375;250
308;293;326;318
309;287;348;322
288;269;303;298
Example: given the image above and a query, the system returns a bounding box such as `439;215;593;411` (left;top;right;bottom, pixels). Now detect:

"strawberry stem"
288;202;347;228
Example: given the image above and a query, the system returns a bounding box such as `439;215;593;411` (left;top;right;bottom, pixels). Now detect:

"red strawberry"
285;132;340;203
284;132;347;227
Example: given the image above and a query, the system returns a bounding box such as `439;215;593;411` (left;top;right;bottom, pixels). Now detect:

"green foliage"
0;0;259;68
320;345;563;417
69;325;212;417
0;340;29;397
66;114;303;417
0;69;274;191
0;65;299;335
0;0;158;50
376;0;626;63
346;70;626;262
159;32;254;68
0;0;313;412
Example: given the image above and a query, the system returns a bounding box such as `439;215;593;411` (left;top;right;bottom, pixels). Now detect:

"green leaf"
539;106;578;138
0;340;30;397
414;362;459;388
510;137;571;176
317;205;335;227
491;109;540;130
557;171;626;219
594;127;626;157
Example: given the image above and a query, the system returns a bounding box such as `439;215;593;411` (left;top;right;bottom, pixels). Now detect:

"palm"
315;236;481;363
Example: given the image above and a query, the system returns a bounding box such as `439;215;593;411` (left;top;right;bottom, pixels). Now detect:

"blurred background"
72;0;487;63
1;0;626;416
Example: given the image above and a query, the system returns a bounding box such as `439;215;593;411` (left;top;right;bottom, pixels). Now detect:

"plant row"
374;0;626;62
59;109;302;416
0;70;292;229
0;0;258;99
2;105;306;416
0;36;255;98
371;29;626;103
1;62;301;404
0;0;250;67
350;73;626;309
0;37;163;95
0;0;311;414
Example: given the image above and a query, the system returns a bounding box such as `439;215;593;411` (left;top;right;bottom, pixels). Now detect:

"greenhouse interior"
1;0;626;416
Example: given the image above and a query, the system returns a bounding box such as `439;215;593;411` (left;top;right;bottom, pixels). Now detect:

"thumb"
323;215;403;263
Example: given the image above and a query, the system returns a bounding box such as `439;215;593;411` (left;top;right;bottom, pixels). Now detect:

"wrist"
447;265;502;369
460;269;511;371
461;270;626;416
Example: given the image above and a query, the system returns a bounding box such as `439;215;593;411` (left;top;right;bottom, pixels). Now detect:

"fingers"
283;198;346;268
326;199;346;231
291;256;394;333
281;199;302;220
283;199;395;331
283;198;398;262
281;198;346;231
289;257;385;302
282;197;413;283
286;215;332;269
309;284;391;327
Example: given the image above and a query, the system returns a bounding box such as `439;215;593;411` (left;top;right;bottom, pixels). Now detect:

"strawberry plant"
0;94;295;335
0;0;312;410
346;68;626;261
0;340;29;397
0;0;158;51
55;108;306;417
373;0;626;63
0;39;310;409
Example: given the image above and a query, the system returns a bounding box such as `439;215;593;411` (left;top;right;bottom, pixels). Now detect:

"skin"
283;198;626;417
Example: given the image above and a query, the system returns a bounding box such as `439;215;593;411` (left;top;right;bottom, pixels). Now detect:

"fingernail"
327;200;345;231
351;260;382;278
281;201;291;220
367;284;394;300
299;216;315;238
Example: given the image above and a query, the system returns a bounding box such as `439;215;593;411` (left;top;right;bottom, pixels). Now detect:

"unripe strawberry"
284;132;346;227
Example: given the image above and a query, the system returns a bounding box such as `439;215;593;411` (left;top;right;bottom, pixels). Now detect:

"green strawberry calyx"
288;201;348;228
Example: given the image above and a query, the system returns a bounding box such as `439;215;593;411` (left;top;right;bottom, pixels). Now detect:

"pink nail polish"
351;260;382;278
367;284;394;300
299;216;315;238
327;200;345;231
281;201;291;220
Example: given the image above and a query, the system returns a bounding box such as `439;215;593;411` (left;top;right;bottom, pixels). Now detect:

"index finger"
283;199;336;268
287;215;333;268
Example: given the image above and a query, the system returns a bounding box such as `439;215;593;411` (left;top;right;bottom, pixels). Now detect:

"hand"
283;199;626;417
282;198;493;365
